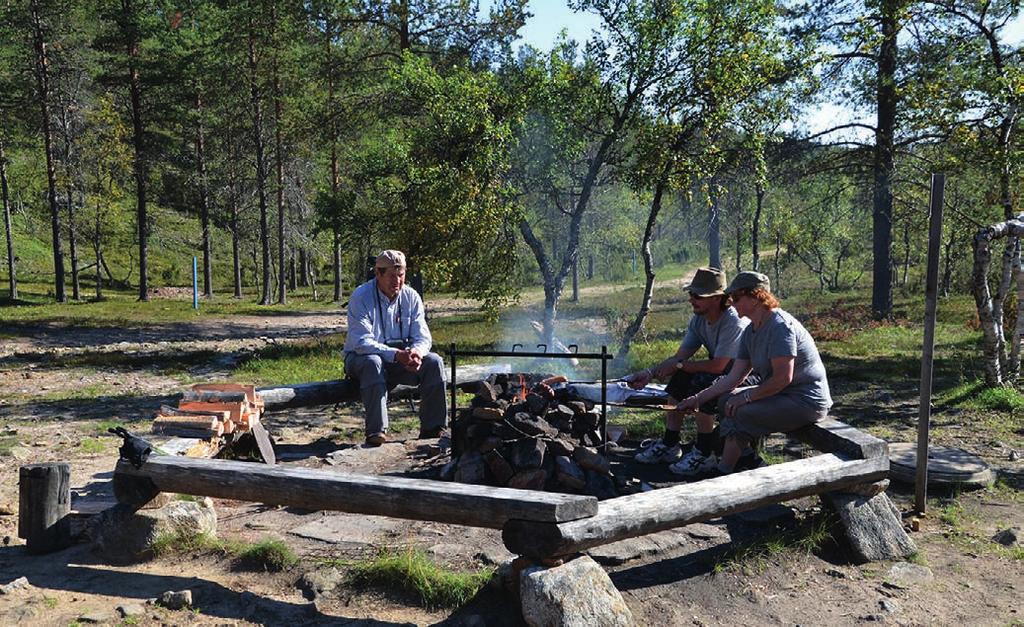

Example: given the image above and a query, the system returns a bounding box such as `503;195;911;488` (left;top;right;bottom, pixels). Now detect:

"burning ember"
444;373;617;499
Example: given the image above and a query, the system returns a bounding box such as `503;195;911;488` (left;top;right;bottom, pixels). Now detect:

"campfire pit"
445;346;616;499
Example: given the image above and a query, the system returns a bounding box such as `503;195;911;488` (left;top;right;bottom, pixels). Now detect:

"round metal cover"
887;443;995;488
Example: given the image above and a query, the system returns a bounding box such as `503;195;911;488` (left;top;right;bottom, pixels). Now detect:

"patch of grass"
938;499;966;533
714;513;834;575
78;437;106;454
349;547;493;610
608;408;675;440
962;385;1024;412
122;615;140;625
235;338;346;385
0;437;17;456
150;530;243;557
43;596;58;609
907;551;928;566
236;538;299;572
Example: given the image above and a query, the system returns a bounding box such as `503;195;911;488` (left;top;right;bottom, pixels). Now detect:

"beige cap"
375;250;406;270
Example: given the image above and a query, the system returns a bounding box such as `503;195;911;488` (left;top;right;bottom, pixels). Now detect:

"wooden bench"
112;415;909;561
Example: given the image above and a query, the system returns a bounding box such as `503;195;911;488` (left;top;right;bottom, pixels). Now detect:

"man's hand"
724;389;752;417
675;394;700;413
396;349;423;372
626;369;652;390
654;361;680;379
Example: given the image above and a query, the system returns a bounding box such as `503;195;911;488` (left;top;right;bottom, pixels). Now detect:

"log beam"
789;418;888;459
502;453;889;559
114;456;597;528
257;379;358;410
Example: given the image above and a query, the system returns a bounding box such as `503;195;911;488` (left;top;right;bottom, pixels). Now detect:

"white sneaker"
634;438;682;464
669;447;718;476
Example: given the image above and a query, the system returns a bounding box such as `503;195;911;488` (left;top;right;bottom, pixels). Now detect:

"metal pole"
600;345;608;447
449;343;457;427
192;256;198;310
916;173;944;514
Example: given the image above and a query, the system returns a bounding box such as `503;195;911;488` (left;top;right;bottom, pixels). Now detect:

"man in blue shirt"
342;250;447;446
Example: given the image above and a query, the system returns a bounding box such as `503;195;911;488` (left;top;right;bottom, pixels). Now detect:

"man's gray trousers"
343;351;448;436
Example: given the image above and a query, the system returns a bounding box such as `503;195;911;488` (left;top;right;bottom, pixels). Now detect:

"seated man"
342;250;447;446
628;266;751;476
677;271;832;476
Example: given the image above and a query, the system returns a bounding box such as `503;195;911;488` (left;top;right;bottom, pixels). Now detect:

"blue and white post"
192;256;199;310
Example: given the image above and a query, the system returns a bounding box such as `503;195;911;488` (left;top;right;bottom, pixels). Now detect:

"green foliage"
236;539;299;572
349;547;493;610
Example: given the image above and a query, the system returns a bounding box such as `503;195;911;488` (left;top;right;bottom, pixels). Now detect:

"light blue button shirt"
342;279;432;362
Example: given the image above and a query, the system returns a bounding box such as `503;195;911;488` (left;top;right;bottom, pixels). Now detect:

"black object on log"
18;462;72;554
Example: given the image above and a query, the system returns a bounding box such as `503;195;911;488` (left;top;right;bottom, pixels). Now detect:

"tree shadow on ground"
0;393;177;422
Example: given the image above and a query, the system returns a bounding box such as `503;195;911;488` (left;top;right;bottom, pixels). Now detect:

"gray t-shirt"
737;308;832;411
681;306;747;359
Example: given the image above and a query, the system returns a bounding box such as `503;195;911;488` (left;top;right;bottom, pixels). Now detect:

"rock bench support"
113;456;597;529
502;453;889;559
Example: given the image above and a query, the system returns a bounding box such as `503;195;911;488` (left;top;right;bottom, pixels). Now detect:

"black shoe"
735;453;766;472
418;426;447;439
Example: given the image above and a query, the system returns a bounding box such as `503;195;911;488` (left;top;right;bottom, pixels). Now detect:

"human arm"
675;359;752;412
627;346;698;389
399;289;432;371
723;355;794;417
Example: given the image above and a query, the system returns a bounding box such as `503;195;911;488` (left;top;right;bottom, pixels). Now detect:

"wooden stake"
917;173;944;515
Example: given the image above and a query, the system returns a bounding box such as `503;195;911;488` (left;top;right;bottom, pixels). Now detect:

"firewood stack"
152;384;265;439
448;373;617;499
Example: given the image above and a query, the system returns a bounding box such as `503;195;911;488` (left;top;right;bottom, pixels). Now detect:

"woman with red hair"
675;271;832;476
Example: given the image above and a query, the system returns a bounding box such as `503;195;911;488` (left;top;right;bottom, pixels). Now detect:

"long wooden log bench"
112;417;900;560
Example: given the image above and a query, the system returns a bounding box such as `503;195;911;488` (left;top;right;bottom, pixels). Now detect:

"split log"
19;463;72;554
190;383;259;404
152;415;220;430
160;405;230;421
502;453;889;559
180;390;248;404
114;456;597;528
177;401;247;423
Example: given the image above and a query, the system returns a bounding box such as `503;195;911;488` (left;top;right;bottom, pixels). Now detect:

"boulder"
509;438;547;470
508;469;547;491
822;491;916;562
520;555;633;627
484;450;515;485
299;567;343;599
158;589;193;610
455;451;487;484
555;456;586;491
992;527;1021;547
90;499;217;563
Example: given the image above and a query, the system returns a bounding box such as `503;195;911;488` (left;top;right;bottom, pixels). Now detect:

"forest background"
1;0;1023;371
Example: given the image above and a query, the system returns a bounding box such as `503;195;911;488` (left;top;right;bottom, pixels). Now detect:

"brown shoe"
365;433;386;447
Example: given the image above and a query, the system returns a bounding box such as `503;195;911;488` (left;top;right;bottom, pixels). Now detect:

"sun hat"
683;267;728;297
